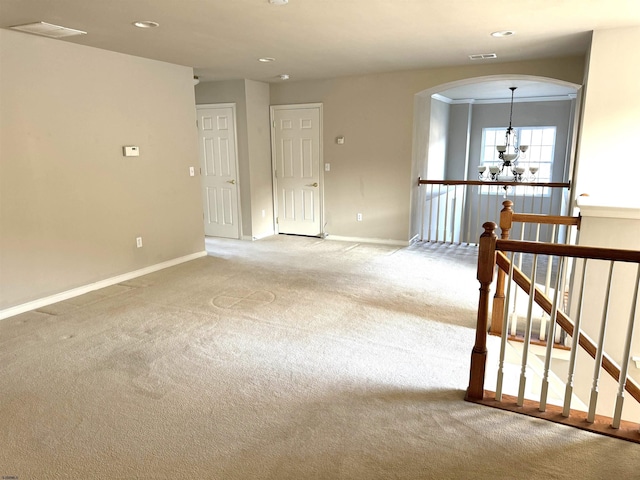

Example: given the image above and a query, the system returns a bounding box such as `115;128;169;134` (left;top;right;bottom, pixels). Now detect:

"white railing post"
612;265;640;429
587;261;615;423
540;256;566;412
563;260;588;417
517;254;539;407
496;251;516;401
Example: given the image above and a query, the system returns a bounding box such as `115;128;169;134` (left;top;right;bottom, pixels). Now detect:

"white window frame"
480;126;556;181
480;126;557;195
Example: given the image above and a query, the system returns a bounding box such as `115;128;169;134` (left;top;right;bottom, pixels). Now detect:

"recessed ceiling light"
279;74;290;80
9;21;87;38
133;21;160;28
269;0;289;5
491;30;515;37
258;57;276;63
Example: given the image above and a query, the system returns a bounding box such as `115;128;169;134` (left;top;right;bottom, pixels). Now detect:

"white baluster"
540;256;566;411
420;181;425;242
428;183;433;241
587;261;615;423
465;185;473;245
475;186;483;246
461;184;468;245
444;185;450;243
451;185;457;245
612;265;640;429
510;226;526;336
517;254;538;406
563;260;588;417
496;251;516;401
436;183;442;243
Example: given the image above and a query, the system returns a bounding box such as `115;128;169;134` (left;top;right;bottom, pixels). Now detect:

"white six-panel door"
271;104;322;237
197;104;241;239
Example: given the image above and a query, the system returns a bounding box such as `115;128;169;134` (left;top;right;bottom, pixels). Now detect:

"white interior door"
197;104;241;239
271;104;322;237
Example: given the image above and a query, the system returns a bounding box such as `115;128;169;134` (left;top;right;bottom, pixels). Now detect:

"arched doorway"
410;75;582;243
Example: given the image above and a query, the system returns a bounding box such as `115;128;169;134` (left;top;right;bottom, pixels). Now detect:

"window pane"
519;129;532;145
531;128;543;145
542;128;556;145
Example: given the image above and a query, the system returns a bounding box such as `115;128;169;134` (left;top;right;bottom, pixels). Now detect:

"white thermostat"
123;146;140;157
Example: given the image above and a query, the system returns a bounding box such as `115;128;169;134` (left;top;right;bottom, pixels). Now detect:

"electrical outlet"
357;213;363;222
325;163;331;172
136;237;143;248
189;166;195;176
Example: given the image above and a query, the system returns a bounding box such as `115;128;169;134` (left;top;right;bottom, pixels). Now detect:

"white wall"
426;97;450;180
0;30;204;311
574;27;640;205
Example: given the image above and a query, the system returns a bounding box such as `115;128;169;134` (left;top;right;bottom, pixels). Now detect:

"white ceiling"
2;0;639;98
437;80;579;102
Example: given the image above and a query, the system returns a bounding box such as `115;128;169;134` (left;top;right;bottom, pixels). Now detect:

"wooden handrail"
512;213;580;226
495;251;640;405
418;178;570;188
496;239;640;263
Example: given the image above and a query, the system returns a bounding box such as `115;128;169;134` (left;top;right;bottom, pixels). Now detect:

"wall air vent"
469;53;498;60
9;22;87;38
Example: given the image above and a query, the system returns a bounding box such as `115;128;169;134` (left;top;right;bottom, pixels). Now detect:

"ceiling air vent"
469;53;497;60
9;22;87;38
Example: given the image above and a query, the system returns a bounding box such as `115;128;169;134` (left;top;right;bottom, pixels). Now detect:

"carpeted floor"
1;235;638;479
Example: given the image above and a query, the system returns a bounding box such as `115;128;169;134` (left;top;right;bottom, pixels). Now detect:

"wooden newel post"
490;201;514;335
466;222;498;401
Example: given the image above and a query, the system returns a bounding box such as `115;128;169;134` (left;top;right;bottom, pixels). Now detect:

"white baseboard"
325;235;410;247
240;229;275;241
0;251;208;321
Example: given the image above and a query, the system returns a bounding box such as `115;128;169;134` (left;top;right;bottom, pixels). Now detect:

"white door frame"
270;103;324;236
196;103;243;239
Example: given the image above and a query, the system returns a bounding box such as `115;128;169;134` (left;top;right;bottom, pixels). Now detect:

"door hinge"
276;217;279;224
196;120;199;128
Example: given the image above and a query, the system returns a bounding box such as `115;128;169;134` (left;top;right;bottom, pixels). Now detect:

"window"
480;126;556;182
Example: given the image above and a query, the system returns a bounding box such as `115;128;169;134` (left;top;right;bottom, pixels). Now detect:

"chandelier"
478;87;534;182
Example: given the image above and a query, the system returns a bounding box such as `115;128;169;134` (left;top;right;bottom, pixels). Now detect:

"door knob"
227;179;236;185
307;182;318;187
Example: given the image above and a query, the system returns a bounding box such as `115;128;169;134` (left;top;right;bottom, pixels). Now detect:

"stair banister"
466;222;497;401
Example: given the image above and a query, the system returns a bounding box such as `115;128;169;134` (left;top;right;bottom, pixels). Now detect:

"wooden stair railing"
490;200;581;341
466;222;640;443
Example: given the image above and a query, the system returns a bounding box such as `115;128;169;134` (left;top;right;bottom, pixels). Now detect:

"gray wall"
0;30;204;310
459;99;575;242
466;100;574;182
194;80;252;237
245;80;275;239
271;57;585;242
445;103;473;179
194;79;274;240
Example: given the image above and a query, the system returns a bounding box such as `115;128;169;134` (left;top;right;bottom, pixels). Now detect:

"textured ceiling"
2;0;639;92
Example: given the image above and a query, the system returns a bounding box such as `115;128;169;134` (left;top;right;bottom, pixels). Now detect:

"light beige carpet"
1;235;638;479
